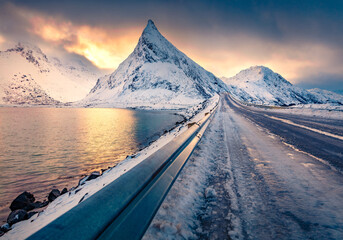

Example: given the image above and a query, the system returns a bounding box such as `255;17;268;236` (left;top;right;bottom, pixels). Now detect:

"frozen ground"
144;94;343;239
1;96;218;240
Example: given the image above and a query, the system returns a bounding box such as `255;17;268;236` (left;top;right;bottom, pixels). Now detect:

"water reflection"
0;107;181;223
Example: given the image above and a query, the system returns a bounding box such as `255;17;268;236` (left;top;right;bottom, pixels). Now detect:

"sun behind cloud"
0;34;5;46
29;16;140;69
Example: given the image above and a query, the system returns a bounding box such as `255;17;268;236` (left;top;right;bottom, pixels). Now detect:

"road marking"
265;115;343;141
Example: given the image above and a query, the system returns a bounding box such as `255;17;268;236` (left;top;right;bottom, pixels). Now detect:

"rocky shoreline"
0;170;105;237
0;102;210;238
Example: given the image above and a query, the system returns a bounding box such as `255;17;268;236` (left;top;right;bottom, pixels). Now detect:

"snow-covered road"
144;94;343;239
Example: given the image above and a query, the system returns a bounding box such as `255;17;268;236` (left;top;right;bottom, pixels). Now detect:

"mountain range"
0;20;342;109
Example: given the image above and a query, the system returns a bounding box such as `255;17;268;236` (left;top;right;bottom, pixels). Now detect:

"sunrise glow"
0;34;5;45
29;16;139;69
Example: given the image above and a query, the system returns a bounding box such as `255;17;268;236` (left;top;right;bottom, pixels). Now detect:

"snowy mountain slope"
80;20;227;109
2;74;61;105
0;43;101;105
222;66;323;106
308;88;343;105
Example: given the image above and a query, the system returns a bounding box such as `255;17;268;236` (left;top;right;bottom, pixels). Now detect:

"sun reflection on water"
0;107;182;223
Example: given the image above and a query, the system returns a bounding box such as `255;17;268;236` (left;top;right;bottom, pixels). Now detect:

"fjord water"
0;107;182;223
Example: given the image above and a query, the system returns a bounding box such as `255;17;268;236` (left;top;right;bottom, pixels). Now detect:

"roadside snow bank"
2;95;219;240
143;98;238;239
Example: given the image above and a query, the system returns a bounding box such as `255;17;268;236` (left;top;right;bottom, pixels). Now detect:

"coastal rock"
61;188;68;195
9;191;35;211
48;189;61;202
27;211;38;219
1;223;10;232
32;200;48;209
86;171;101;182
7;209;28;225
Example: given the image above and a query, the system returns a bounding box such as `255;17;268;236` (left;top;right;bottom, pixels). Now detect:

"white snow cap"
222;65;343;106
80;19;228;109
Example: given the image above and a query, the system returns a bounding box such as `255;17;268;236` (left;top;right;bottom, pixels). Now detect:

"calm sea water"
0;107;182;223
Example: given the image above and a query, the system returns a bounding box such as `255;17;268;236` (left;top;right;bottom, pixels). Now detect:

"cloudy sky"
0;0;342;92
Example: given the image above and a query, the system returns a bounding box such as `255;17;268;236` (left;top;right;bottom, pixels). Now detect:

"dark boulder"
48;189;60;202
7;209;28;226
9;191;35;211
1;223;10;233
32;200;48;209
27;211;38;219
86;171;101;181
61;188;68;195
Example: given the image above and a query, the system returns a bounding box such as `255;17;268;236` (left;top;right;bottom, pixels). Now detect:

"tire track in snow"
145;95;343;239
223;96;343;239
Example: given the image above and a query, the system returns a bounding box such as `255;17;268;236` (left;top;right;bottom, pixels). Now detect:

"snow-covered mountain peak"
235;65;291;86
132;19;183;65
0;43;101;105
222;66;316;106
2;42;49;67
223;66;343;106
144;19;158;33
5;42;45;55
82;20;227;109
140;19;165;45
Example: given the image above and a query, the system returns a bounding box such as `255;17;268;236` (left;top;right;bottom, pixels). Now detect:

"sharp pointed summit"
81;20;228;109
145;19;158;31
141;19;161;41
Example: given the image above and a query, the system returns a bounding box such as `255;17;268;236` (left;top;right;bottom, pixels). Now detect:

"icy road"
144;94;343;240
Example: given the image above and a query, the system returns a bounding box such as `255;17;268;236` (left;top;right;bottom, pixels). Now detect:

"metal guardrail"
27;105;217;240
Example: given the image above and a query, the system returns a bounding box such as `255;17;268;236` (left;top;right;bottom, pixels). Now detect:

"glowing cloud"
0;34;5;45
29;16;140;69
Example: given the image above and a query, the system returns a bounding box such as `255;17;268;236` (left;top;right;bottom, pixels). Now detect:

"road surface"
144;94;343;240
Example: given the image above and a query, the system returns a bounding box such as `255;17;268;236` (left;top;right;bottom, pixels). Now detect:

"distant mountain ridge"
0;43;101;105
222;66;343;106
308;88;343;105
80;20;227;109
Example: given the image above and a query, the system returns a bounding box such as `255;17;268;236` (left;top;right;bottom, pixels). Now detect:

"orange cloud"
29;16;140;69
0;34;5;46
